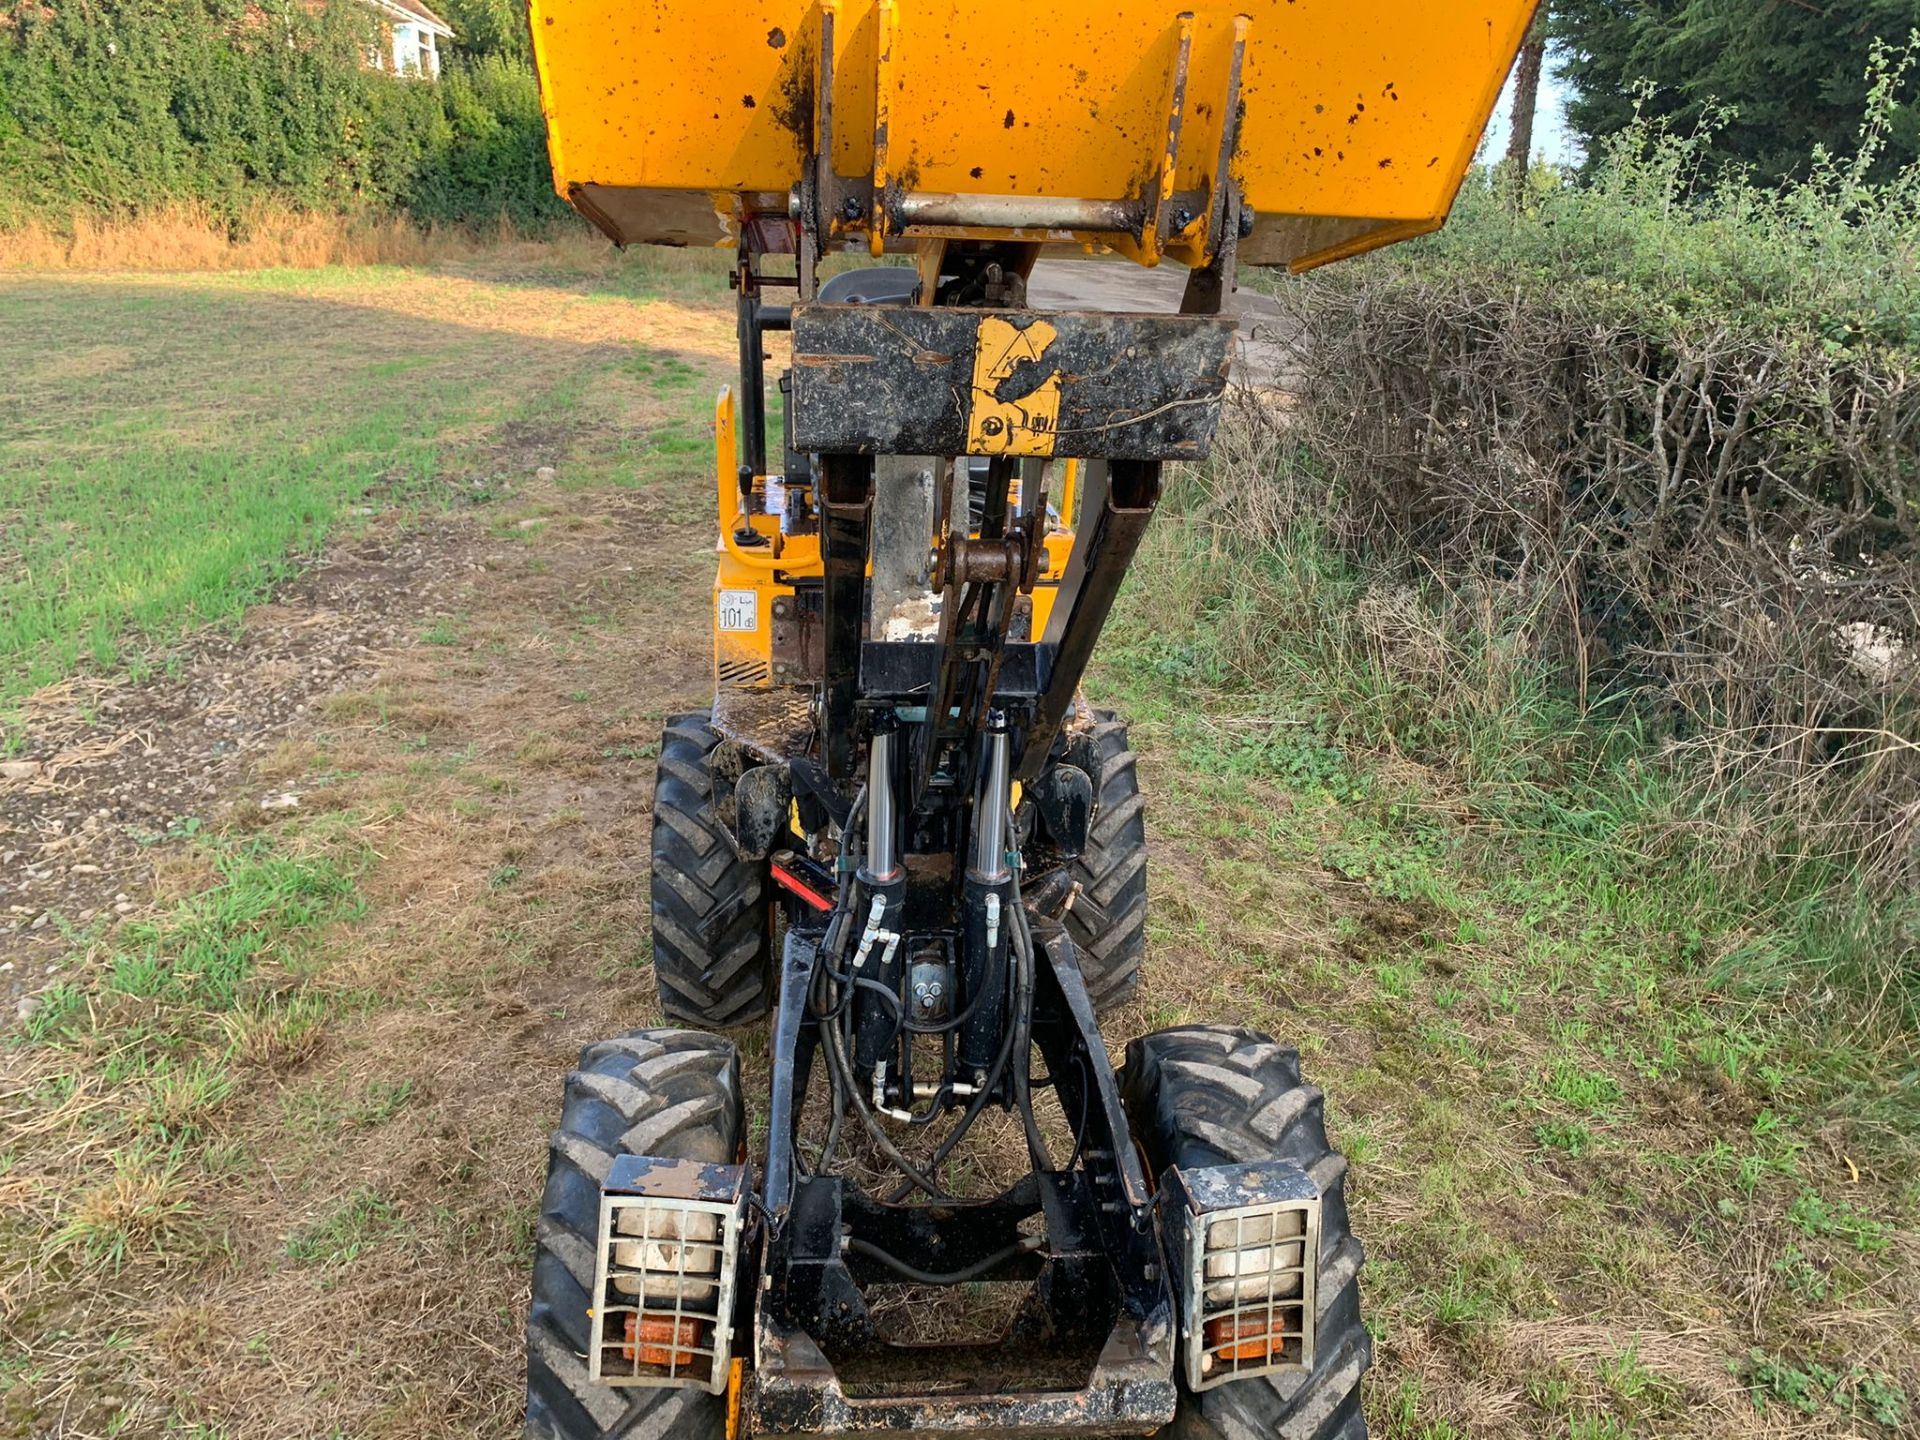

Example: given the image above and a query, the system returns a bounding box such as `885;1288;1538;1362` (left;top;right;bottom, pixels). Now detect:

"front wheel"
1059;709;1148;1009
1123;1025;1371;1440
524;1029;743;1440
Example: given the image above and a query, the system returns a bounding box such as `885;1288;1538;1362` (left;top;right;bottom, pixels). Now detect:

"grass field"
0;252;1914;1440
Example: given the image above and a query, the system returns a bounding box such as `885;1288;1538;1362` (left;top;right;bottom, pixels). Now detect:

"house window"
394;22;418;74
375;10;443;79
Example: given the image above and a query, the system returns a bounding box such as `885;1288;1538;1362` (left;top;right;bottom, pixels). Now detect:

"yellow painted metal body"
710;389;1074;686
529;0;1537;693
529;0;1537;272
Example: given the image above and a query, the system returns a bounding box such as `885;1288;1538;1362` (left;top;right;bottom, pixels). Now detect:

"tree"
433;0;531;65
1552;0;1920;184
1504;8;1551;201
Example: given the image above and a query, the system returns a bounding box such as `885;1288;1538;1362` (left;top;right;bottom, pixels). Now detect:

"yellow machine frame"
521;7;1543;1437
526;0;1539;699
711;387;1077;688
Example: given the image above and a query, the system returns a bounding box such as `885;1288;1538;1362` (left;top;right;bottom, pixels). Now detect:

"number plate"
717;589;758;633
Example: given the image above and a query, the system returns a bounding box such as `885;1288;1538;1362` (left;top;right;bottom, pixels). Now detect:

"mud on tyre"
525;1029;744;1440
1123;1024;1371;1440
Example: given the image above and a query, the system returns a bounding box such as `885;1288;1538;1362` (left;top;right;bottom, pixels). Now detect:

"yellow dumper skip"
529;0;1537;272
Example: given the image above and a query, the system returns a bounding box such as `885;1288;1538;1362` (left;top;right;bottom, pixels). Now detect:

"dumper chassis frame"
707;195;1259;1435
753;921;1178;1438
730;213;1204;1431
510;0;1538;1424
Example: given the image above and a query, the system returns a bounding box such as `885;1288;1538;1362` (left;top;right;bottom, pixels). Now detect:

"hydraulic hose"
845;1234;1044;1286
823;1000;945;1198
1007;860;1051;1173
885;877;1024;1203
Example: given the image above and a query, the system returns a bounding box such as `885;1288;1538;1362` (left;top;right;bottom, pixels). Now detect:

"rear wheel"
650;712;773;1027
1123;1025;1370;1440
1061;710;1148;1009
525;1029;743;1440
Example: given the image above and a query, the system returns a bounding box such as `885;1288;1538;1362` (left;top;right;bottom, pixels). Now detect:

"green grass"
286;1188;404;1265
0;260;729;707
0;395;443;698
16;825;368;1275
1091;452;1920;1437
2;254;1909;1438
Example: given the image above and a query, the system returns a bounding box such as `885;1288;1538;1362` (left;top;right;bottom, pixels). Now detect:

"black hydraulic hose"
1007;870;1051;1173
1063;1049;1092;1173
824;996;945;1198
806;774;950;1195
854;975;907;1046
844;1233;1044;1286
814;950;850;1174
863;940;1003;1039
885;934;1023;1203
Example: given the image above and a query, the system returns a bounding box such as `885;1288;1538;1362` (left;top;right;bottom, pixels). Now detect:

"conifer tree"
1553;0;1919;183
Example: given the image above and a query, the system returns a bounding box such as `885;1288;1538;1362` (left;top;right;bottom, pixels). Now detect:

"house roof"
365;0;453;37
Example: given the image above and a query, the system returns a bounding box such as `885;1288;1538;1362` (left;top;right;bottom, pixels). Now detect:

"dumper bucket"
529;0;1536;271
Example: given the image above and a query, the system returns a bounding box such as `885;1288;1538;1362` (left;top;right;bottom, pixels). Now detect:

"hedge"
0;0;569;230
1256;66;1920;896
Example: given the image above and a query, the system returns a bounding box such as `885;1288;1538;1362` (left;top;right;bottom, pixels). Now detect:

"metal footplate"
589;1156;751;1395
1159;1160;1321;1392
751;1306;1179;1440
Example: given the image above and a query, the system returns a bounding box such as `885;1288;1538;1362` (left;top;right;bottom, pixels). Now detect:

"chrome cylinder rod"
969;712;1012;883
864;728;901;884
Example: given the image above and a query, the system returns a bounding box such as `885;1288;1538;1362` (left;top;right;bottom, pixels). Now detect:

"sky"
1479;53;1583;168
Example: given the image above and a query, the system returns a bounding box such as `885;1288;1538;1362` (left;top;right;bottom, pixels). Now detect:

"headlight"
1161;1160;1320;1390
590;1156;749;1394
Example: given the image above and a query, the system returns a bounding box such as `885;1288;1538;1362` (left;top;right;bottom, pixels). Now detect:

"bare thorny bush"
1264;278;1917;894
1230;36;1920;903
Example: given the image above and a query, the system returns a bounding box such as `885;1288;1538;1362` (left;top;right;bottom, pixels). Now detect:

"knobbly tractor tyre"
650;712;773;1027
1123;1025;1371;1440
525;1029;744;1440
1062;709;1148;1009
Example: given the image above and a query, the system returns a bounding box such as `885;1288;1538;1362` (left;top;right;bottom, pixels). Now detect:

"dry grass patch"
0;204;700;277
0;478;714;1434
1093;688;1919;1438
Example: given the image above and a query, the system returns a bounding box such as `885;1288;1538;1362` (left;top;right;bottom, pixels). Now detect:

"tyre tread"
524;1029;740;1440
1061;710;1150;1009
649;711;773;1027
1123;1024;1370;1440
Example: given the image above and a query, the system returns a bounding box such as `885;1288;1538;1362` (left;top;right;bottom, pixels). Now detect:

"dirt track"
0;267;739;1438
3;468;731;1436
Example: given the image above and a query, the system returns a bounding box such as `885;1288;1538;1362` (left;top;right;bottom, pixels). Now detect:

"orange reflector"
1203;1312;1286;1362
770;863;834;912
624;1313;708;1369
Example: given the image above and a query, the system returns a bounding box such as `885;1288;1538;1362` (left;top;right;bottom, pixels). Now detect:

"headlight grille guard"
1160;1159;1320;1392
589;1155;751;1395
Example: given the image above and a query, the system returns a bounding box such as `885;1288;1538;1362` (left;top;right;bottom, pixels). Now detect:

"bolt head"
842;197;864;219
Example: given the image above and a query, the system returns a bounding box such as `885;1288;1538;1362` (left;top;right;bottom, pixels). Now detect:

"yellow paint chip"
966;316;1061;456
